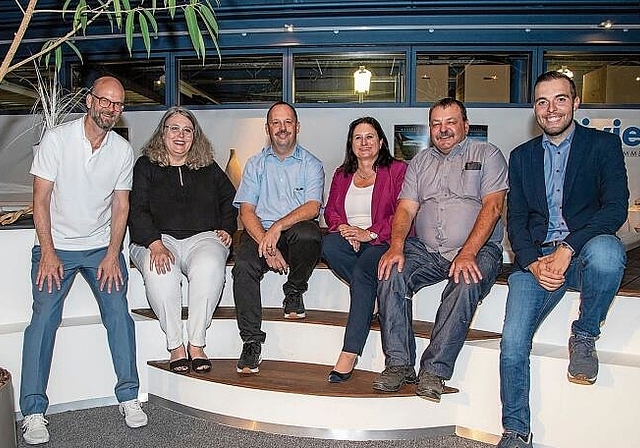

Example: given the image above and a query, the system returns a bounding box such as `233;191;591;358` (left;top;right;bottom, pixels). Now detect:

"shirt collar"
430;137;468;158
266;144;303;160
542;121;576;149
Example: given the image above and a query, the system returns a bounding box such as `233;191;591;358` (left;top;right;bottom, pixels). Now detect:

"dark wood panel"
132;306;502;341
148;359;459;398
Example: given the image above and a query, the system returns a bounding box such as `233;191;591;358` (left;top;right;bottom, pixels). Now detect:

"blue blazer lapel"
531;137;548;213
563;122;583;201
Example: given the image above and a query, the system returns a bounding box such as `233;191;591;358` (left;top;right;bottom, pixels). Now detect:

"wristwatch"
559;241;575;255
369;231;378;241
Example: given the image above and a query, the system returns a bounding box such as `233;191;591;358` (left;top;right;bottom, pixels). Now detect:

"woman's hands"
337;224;374;251
149;240;176;274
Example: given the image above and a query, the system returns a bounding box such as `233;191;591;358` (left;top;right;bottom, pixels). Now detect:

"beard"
89;107;119;131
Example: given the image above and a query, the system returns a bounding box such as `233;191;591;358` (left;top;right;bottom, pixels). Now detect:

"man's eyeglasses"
164;125;195;137
89;92;125;111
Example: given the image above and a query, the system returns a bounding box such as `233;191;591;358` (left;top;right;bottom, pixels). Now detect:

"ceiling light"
354;66;371;94
557;66;574;78
599;20;613;29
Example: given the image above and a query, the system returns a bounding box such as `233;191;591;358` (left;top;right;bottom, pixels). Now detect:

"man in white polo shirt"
19;76;147;445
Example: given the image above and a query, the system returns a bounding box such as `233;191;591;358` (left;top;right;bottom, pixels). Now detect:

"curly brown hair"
142;106;214;169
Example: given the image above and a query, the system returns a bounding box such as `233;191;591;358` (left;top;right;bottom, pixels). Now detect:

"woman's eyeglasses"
164;125;194;137
88;92;125;111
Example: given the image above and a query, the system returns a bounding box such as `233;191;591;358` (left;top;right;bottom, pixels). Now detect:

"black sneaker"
372;365;416;392
283;293;306;319
496;431;533;448
236;341;262;373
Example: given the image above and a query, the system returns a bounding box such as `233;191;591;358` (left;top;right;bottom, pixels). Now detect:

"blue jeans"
20;246;140;416
322;232;389;355
500;235;625;436
378;237;502;379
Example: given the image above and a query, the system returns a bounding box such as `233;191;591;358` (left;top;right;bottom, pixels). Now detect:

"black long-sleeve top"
129;155;238;247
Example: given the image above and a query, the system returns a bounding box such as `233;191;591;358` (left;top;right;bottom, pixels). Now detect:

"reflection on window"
415;53;530;104
179;55;283;105
294;53;405;104
0;65;49;112
71;59;166;107
544;53;640;105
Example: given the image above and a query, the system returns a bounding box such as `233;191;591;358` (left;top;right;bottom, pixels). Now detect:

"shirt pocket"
450;169;482;199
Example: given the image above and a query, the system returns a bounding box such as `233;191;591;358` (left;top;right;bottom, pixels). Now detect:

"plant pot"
0;368;17;448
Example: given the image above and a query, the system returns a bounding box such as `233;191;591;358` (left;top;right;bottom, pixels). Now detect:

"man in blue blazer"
497;71;628;448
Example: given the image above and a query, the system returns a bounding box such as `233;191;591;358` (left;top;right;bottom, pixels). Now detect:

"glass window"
415;52;531;104
544;52;640;105
178;55;283;105
71;59;166;107
293;53;405;104
0;65;49;112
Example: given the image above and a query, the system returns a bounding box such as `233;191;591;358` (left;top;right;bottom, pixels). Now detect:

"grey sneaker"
236;340;262;373
416;370;444;402
119;399;148;428
372;365;416;392
567;334;598;385
22;413;49;445
283;293;306;319
496;431;533;448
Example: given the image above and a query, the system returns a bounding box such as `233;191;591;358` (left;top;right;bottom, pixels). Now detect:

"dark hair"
340;116;394;175
429;97;468;123
266;101;298;122
534;71;577;99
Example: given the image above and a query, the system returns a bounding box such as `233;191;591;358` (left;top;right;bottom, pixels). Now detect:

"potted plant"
0;367;16;448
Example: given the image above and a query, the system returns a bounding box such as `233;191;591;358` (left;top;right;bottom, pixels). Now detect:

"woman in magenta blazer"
323;116;407;382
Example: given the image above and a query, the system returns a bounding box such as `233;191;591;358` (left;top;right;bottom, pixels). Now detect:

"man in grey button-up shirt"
373;97;508;402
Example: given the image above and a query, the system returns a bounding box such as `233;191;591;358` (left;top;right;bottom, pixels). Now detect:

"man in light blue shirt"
233;101;325;373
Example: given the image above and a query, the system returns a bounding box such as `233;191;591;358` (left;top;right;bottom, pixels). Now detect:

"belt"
540;240;564;248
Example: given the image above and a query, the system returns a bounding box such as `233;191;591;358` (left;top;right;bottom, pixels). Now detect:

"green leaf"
184;5;202;58
113;0;123;29
196;4;220;60
151;0;157;13
73;0;88;33
55;46;63;72
142;9;158;35
65;40;84;65
138;12;151;57
168;0;176;19
125;11;135;56
198;3;218;38
62;0;72;20
121;0;132;10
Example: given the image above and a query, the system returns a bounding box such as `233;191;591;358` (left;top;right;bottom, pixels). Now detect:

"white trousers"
130;231;229;350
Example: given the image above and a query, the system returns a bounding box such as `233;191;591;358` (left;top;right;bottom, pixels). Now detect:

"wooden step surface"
132;306;502;341
148;358;459;398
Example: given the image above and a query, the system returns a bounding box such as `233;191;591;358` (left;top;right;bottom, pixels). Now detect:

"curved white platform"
3;229;640;447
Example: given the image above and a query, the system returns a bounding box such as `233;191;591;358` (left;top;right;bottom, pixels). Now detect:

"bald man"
20;76;147;445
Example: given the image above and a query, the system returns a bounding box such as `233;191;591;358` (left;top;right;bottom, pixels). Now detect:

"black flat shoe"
328;369;354;383
169;358;190;374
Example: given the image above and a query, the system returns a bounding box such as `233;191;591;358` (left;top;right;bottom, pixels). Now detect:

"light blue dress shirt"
233;144;325;229
542;126;576;243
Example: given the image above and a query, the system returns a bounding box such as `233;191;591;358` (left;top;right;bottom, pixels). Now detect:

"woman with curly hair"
129;107;237;374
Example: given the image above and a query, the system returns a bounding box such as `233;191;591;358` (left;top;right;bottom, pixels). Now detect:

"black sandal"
188;344;212;373
169;358;190;374
190;357;212;373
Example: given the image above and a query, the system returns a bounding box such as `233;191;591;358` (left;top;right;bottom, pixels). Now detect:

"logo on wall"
580;117;640;156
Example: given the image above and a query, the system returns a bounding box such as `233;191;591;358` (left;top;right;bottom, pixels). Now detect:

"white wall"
1;106;639;245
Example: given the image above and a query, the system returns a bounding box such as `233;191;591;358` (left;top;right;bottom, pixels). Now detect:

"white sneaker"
118;399;148;428
22;413;49;444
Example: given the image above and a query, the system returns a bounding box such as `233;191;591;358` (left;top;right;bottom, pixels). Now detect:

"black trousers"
232;220;322;343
